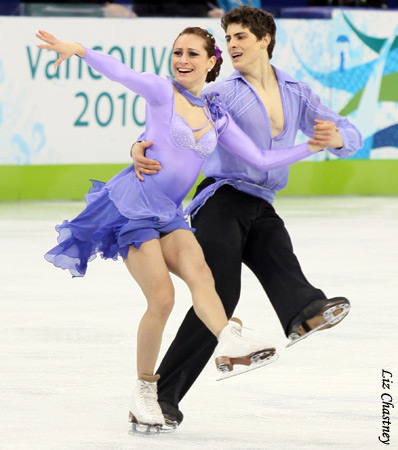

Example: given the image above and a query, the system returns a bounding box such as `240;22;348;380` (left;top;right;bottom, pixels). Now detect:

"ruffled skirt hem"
44;180;193;278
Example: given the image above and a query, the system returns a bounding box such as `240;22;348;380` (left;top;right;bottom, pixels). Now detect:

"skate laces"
230;323;266;349
230;323;251;342
139;382;161;415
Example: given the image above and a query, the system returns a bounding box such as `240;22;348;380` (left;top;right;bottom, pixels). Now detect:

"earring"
208;69;211;72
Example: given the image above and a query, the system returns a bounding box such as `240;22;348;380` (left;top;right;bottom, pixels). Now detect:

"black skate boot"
159;401;183;433
286;297;350;348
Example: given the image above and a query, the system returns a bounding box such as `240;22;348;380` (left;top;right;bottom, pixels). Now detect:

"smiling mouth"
177;68;193;73
231;52;243;60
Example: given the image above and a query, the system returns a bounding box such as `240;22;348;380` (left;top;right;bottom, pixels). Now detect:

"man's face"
225;23;268;71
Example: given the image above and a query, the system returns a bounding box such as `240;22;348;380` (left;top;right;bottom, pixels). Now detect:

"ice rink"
1;196;397;450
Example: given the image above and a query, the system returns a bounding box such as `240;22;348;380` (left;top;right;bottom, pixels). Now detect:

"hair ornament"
215;46;221;60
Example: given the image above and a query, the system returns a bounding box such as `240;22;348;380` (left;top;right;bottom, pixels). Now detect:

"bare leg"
124;239;175;378
160;230;228;337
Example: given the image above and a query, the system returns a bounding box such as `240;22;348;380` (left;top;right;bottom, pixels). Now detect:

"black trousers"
157;179;326;407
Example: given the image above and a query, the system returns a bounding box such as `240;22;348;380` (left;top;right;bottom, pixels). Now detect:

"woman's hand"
308;142;325;153
35;30;85;68
131;140;161;181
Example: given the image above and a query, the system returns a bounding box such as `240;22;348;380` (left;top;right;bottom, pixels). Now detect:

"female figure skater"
36;28;322;433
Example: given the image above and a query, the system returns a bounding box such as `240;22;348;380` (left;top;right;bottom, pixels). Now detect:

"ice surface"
1;196;397;450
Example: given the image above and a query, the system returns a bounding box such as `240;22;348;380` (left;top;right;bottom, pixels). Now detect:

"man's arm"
298;82;363;157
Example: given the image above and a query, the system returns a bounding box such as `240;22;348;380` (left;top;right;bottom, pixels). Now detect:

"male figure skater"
131;6;363;429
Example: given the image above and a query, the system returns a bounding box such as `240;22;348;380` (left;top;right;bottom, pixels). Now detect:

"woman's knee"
147;289;175;319
189;260;215;288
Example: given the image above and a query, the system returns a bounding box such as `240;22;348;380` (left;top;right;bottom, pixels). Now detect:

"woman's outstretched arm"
36;30;171;105
216;113;324;172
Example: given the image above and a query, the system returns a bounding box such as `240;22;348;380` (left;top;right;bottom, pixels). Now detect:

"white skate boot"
128;374;165;436
214;318;278;381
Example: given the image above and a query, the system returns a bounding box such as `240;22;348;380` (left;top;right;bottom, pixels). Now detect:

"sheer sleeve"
297;81;363;158
216;113;314;172
82;46;172;105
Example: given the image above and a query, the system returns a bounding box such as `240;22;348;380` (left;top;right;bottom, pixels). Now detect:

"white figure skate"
286;297;351;348
214;318;278;381
128;374;165;436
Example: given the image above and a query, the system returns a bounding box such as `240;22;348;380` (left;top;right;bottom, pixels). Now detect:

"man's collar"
226;70;244;81
226;66;298;85
272;65;297;84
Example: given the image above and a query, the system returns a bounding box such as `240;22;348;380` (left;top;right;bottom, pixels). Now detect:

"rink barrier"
2;14;398;196
1;160;397;201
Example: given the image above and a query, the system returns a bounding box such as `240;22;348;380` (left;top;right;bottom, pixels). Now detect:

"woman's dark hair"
221;6;276;60
174;27;223;83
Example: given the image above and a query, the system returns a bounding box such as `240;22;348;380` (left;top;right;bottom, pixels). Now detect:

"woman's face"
171;33;215;90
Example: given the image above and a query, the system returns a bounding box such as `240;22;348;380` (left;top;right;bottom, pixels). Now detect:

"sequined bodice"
171;113;217;159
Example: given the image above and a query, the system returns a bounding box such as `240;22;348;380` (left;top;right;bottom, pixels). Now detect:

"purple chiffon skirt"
44;166;193;278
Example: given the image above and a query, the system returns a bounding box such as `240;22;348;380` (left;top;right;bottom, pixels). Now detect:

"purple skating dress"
45;47;313;277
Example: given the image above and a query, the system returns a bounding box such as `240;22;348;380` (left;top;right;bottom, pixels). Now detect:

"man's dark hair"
221;6;277;60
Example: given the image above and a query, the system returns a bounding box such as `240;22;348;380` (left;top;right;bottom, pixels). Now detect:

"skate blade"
286;302;350;348
128;422;163;436
158;419;179;434
128;413;163;436
216;352;279;381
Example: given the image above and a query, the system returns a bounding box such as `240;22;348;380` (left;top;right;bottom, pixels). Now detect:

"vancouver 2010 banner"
0;10;397;166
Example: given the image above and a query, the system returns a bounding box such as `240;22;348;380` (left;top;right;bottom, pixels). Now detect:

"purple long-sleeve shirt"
186;68;363;215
